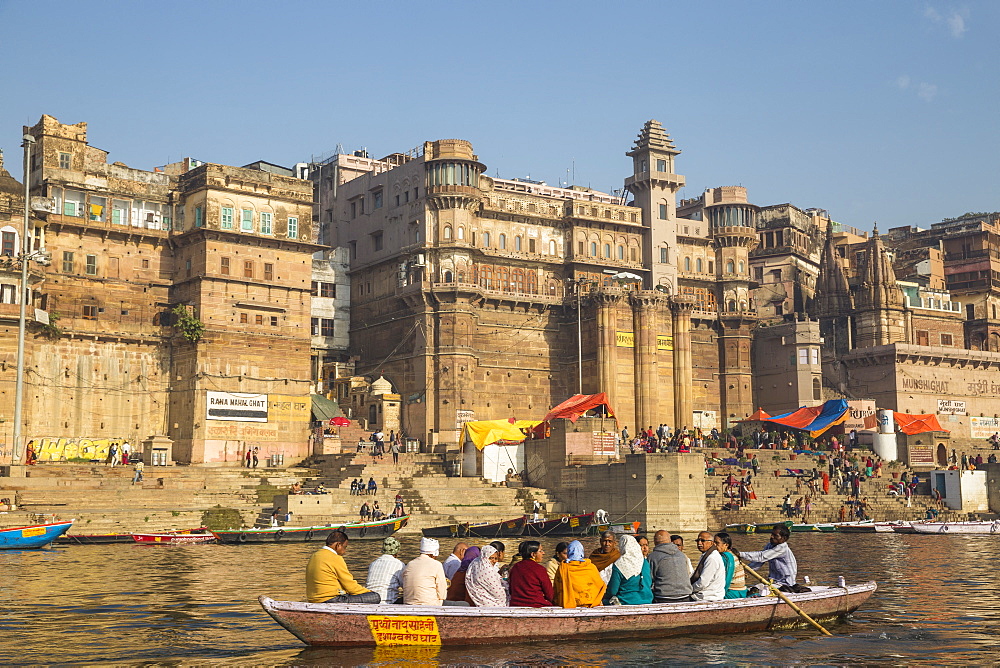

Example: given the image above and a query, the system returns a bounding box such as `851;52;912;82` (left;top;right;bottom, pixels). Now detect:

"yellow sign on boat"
21;526;45;538
367;615;441;646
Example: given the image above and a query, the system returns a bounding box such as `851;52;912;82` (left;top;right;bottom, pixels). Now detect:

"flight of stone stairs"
700;446;961;530
299;451;565;531
0;463;307;533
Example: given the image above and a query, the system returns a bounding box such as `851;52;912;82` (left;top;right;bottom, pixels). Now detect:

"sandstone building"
315;121;764;448
0;115;319;464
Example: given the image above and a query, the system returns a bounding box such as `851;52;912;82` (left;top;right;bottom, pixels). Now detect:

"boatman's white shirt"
691;550;726;601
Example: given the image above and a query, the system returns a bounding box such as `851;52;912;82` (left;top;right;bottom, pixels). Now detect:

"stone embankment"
0;443;989;534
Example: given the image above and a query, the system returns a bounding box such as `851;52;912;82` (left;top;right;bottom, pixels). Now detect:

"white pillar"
872;409;898;461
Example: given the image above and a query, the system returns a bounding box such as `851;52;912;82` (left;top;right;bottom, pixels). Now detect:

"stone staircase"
0;463;307;533
298;451;565;530
701;447;961;530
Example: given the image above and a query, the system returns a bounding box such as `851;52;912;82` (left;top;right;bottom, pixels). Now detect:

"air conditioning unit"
412;254;426;267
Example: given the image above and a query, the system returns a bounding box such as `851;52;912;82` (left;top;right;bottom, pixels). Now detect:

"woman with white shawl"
602;534;653;605
465;545;509;607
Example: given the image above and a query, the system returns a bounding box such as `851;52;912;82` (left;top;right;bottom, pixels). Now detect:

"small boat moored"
132;532;216;544
259;581;877;647
790;523;838;533
464;516;526;539
523;513;594;537
724;520;793;535
212;515;409;544
0;520;74;549
910;520;1000;535
58;526;213;545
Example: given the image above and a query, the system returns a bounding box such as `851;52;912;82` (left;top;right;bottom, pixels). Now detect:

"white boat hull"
911;521;1000;535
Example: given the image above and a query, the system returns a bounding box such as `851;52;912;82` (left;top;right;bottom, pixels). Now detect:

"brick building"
0;115;319;464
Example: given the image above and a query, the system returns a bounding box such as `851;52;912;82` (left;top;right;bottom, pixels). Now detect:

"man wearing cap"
366;537;405;604
401;537;450;606
306;530;381;604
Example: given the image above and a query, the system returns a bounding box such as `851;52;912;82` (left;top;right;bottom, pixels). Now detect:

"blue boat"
0;520;74;549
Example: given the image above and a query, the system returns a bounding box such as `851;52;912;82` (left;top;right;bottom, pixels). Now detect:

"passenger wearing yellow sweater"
306;531;382;604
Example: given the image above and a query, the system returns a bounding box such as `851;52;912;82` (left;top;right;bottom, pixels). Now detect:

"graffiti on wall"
31;437;128;462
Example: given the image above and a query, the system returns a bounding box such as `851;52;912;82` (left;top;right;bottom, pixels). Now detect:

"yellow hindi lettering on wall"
367;615;441;646
616;332;673;350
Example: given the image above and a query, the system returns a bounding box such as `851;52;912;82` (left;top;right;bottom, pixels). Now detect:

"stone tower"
854;226;906;348
624;120;685;292
705;187;758;423
813;221;854;356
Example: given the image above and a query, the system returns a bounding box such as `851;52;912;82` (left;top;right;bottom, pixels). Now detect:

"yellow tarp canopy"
461;419;543;450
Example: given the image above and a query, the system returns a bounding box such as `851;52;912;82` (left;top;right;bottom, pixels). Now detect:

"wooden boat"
259;581;877;647
132;532;216;544
724;520;793;535
57;526;211;545
911;520;1000;535
0;520;74;549
873;521;913;533
212;515;409;544
790;523;837;533
523;513;594;537
588;520;641;536
464;516;526;539
421;522;473;539
832;520;876;533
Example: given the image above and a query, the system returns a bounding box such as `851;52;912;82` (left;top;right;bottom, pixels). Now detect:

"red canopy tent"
863;412;949;435
542;393;616;423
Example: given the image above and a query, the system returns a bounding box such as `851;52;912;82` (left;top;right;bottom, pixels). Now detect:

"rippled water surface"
3;532;1000;665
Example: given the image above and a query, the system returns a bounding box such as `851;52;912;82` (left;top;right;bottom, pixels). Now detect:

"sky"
0;1;997;231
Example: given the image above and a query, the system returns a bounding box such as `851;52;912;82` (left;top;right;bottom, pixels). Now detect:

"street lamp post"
12;134;35;465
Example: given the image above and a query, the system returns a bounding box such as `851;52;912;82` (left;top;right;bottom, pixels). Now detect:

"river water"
2;532;999;665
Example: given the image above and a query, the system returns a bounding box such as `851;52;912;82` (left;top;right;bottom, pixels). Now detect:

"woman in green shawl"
714;532;748;599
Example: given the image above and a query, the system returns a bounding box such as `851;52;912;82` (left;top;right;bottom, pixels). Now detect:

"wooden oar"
741;564;833;636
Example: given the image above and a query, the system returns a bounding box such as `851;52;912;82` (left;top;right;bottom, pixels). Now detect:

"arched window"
515;236;522;251
617;245;624;260
590;242;597;256
526;271;538;294
497;266;510;291
684;257;691;271
499;233;506;249
548;280;557;295
726;260;735;274
457;226;465;240
443;270;453;282
511;269;525;293
549;240;556;255
479;265;493;289
727;299;737;311
696;258;703;272
738;260;745;274
739;300;747;311
443;225;452;240
482;232;490;247
603;243;611;258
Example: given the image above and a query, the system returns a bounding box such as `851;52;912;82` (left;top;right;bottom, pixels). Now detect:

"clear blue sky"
1;1;997;230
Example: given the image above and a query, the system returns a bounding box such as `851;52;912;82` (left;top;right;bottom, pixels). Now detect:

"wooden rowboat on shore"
212;516;409;544
57;527;211;545
132;532;216;544
0;520;74;549
259;581;876;647
523;513;594;537
724;520;792;535
910;520;1000;535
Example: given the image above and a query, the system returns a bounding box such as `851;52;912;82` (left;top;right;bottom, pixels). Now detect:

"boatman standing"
306;530;381;604
738;524;801;592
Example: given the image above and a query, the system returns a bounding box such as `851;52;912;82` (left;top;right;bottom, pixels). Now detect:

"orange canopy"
740;408;771;422
863;412;949;435
543;393;616;423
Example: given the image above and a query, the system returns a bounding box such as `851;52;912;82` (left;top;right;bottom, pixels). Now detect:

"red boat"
259;581;876;647
131;532;215;544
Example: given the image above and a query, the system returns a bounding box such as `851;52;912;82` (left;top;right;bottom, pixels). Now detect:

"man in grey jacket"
647;530;693;603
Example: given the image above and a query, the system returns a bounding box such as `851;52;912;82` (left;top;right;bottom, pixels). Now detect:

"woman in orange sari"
553;540;606;608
